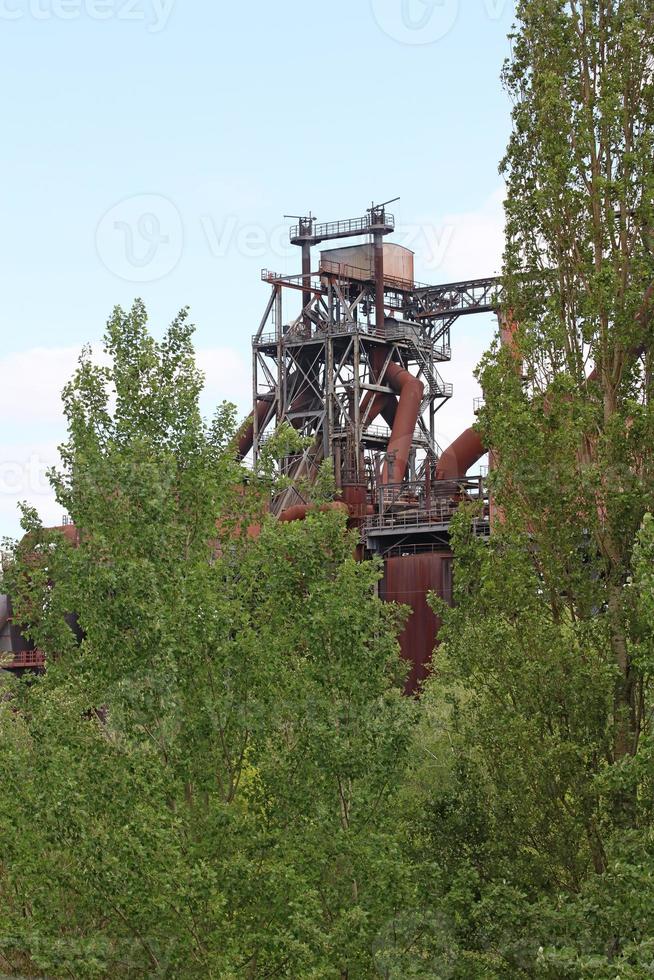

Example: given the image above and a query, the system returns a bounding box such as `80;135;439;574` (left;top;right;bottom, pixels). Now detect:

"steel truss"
253;265;500;497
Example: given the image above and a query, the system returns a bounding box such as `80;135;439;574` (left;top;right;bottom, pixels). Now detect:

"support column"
302;241;311;331
252;348;259;464
374;230;385;335
275;286;283;424
353;332;361;481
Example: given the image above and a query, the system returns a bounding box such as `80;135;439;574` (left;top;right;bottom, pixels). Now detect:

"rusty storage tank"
380;551;453;694
320;243;414;287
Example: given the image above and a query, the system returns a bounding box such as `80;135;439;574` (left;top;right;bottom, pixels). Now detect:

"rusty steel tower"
237;201;501;690
242;202;498;513
0;202;502;689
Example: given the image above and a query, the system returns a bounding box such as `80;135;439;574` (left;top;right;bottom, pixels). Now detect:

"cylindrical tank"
341;484;368;522
381;552;453;694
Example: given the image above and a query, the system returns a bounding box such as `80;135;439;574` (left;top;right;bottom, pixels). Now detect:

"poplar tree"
395;3;654;975
0;302;414;978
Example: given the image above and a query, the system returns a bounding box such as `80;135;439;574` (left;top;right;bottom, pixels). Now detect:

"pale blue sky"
0;0;516;537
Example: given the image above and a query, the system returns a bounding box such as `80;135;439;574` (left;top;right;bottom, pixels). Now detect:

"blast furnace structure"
240;202;501;691
1;202;502;691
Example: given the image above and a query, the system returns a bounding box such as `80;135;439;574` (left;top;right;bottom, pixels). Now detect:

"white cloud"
433;317;496;454
197;347;251;417
0;346;84;431
406;188;505;456
412;186;506;283
0;188;505;538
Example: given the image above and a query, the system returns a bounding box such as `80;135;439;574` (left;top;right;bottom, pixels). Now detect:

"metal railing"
410;277;502;320
368;476;489;529
1;649;46;669
255;320;452;361
290;213;395;242
334;423;432;447
319;259;412;293
366;500;459;531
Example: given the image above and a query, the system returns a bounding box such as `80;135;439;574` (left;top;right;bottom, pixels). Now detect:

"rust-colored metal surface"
435;427;485;480
0;593;44;672
238;377;316;460
358;344;425;485
2;649;46;670
381;360;424;484
374;232;386;334
237;397;273;459
341;484;369;523
360;346;399;429
319;242;415;287
381;552;452;694
360;388;398;429
278;502;349;523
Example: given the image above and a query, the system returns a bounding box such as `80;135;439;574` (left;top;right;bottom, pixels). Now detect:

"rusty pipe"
237;372;317;460
362;344;424;484
360;388;398;429
381;361;424;485
278;501;350;523
236;396;274;459
360;343;399;429
435;428;486;480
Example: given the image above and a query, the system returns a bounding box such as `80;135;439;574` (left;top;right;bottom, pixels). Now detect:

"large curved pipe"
362;344;424;485
278;502;350;523
360;389;398;429
236;396;274;459
382;361;424;485
360;345;398;429
435;427;486;480
237;373;317;460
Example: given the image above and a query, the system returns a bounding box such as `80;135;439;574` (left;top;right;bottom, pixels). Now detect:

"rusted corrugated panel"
319;243;414;286
381;552;452;695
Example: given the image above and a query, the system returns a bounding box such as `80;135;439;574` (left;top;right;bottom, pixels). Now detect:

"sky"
0;0;516;539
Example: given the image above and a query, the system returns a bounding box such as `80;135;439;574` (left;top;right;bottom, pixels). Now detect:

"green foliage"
0;302;415;978
2;5;654;975
382;2;654;976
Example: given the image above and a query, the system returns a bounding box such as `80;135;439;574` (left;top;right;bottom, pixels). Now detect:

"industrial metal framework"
1;202;503;689
244;202;504;692
248;202;501;535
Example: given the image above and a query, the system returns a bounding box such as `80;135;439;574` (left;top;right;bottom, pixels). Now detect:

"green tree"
497;0;654;763
394;2;654;975
0;301;415;978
